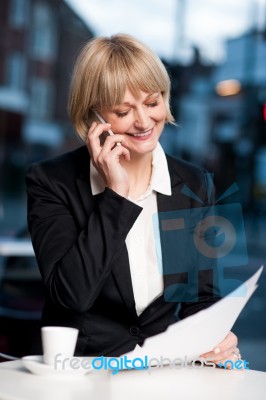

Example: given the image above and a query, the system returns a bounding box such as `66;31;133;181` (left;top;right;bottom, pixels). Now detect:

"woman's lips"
125;128;154;140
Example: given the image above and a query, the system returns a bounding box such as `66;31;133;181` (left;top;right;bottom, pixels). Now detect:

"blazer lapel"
157;155;184;213
111;249;139;319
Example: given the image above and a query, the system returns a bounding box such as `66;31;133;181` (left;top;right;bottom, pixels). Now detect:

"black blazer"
26;146;219;357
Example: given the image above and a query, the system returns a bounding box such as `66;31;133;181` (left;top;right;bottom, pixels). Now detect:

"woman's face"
101;88;167;157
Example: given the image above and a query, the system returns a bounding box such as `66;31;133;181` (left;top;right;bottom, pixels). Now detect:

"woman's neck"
121;153;153;200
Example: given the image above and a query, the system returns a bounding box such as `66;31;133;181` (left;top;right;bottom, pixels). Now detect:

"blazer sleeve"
26;163;142;313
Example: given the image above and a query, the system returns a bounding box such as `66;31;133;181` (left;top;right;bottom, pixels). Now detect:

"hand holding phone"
94;111;121;146
88;111;130;198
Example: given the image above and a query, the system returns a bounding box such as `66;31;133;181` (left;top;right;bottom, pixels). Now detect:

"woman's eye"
147;101;158;107
116;112;129;118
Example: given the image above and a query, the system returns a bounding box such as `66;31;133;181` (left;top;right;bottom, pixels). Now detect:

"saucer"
22;356;92;377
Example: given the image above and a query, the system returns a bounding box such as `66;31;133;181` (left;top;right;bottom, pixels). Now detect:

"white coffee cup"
41;326;79;366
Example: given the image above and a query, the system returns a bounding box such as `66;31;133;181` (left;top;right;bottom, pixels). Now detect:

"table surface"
0;360;265;400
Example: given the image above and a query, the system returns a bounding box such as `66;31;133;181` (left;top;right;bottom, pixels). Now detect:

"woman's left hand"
200;331;241;369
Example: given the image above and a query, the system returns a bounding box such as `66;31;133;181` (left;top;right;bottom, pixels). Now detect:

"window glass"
6;52;26;89
9;0;29;28
29;78;54;120
31;2;57;60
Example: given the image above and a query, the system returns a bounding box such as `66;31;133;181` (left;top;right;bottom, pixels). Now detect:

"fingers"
99;135;129;158
86;122;126;163
86;121;100;152
231;348;241;361
201;332;238;359
213;331;238;357
85;122;130;197
214;348;243;370
200;332;241;369
201;345;238;362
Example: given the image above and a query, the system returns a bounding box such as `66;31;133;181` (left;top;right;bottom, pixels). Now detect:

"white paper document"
124;266;263;361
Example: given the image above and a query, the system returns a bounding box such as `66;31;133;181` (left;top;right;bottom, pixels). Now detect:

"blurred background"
0;0;265;371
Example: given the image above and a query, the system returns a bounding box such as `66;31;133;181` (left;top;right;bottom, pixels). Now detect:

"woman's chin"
129;143;158;158
126;134;160;156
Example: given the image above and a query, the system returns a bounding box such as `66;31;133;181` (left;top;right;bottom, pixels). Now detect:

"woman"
26;34;240;366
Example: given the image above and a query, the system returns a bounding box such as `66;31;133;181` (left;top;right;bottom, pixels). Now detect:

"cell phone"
94;111;121;146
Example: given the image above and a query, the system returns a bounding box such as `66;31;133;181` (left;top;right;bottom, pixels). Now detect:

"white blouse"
90;143;172;315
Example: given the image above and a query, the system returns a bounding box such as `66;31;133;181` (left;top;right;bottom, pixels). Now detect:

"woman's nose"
134;108;150;130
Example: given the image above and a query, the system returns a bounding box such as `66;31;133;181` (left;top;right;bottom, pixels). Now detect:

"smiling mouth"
126;128;153;137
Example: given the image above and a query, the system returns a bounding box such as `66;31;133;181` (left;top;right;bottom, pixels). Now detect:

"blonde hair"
68;33;175;140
